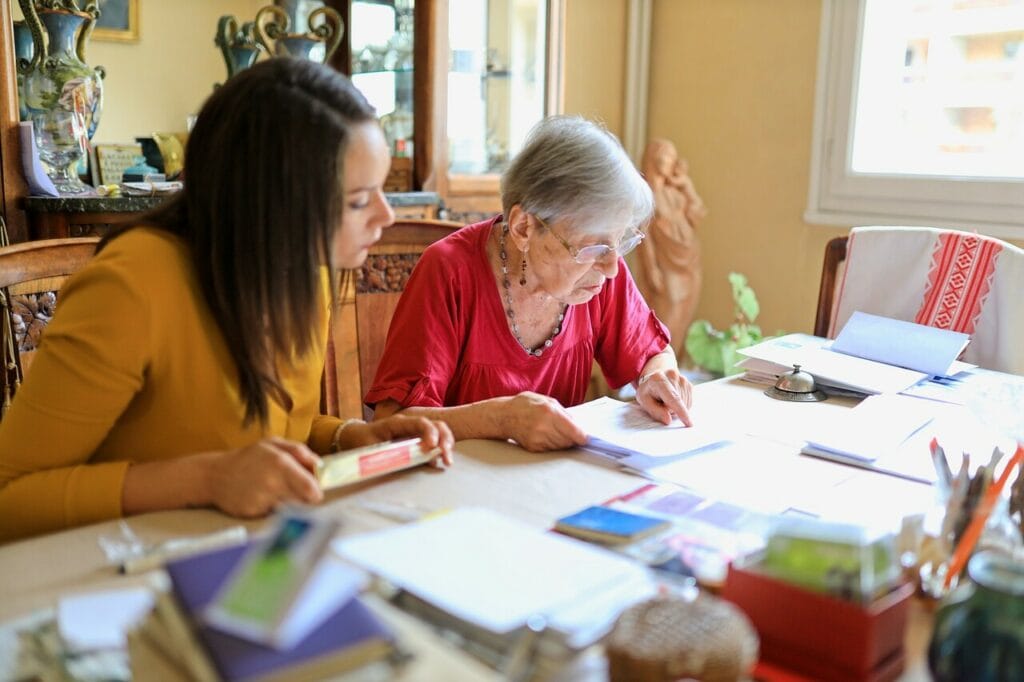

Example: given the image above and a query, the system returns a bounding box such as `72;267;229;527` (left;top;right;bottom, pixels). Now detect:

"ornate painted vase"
17;0;104;141
928;551;1024;681
254;1;344;64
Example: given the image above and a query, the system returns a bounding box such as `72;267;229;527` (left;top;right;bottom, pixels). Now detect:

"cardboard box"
722;563;914;682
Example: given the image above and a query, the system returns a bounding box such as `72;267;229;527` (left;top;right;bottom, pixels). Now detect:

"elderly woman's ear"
505;205;533;249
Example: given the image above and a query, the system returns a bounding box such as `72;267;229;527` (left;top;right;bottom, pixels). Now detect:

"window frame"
806;0;1024;240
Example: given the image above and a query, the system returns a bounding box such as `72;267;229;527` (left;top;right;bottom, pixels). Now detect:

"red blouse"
364;217;671;409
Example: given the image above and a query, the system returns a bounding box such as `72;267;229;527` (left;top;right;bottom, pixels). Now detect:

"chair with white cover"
820;226;1024;375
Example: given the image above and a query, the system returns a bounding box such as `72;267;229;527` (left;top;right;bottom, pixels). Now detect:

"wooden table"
0;378;936;680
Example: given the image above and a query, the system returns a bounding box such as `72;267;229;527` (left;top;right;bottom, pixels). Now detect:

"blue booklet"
164;541;394;682
555;505;670;544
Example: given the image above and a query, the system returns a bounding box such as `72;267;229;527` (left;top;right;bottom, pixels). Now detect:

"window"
807;0;1024;238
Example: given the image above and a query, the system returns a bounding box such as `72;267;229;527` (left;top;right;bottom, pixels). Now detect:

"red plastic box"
721;563;915;682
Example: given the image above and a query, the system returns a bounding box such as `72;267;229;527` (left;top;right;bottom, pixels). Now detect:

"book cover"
202;514;361;651
165;542;394;682
317;437;436;490
554;506;670;544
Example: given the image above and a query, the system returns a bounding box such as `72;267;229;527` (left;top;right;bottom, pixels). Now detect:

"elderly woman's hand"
635;366;694;427
504;392;588;452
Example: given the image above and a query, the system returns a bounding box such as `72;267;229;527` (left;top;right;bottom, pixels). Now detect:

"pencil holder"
929;550;1024;682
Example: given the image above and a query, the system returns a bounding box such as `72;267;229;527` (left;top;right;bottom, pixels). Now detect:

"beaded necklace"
498;223;566;357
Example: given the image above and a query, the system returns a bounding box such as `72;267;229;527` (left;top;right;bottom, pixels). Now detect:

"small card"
831;311;971;378
555;506;670;544
18;121;59;197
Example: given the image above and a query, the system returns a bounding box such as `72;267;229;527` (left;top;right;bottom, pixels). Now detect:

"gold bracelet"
330;418;365;452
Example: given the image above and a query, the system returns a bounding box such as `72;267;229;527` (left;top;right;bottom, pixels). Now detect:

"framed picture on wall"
93;0;139;43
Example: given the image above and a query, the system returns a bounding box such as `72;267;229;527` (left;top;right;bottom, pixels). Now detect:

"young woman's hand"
203;437;323;517
338;415;455;467
502;391;588;452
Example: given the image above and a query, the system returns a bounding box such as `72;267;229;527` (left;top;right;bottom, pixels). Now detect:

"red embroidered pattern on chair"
915;232;1002;335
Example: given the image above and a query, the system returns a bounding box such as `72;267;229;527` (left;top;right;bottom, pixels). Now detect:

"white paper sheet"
566;397;731;469
643;437;857;514
831;312;971;378
333;507;654;642
802;394;937;464
58;587;154;652
796;470;937;529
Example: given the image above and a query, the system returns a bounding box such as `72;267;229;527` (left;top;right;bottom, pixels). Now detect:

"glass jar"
929;550;1024;681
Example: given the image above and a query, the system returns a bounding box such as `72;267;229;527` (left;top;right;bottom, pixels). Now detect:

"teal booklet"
555;506;670;544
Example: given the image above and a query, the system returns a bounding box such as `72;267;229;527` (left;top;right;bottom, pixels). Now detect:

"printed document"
566;397;731;470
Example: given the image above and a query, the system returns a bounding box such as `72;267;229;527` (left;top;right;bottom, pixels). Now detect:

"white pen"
119;525;248;574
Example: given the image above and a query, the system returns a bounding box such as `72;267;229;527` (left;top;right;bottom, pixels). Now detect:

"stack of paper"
801;394;937;466
738;314;973;396
333;507;656;651
737;333;928;395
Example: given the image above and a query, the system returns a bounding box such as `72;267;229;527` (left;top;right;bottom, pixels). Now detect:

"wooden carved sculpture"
636;139;708;360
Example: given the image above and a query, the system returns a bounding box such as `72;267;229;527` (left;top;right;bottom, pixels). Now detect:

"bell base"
764;387;827;402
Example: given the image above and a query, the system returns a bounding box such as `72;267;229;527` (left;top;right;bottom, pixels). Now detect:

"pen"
119;526;248;574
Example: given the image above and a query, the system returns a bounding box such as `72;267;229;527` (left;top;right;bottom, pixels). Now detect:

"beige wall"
564;0;840;336
14;0;263;144
92;0;264;143
648;0;844;337
563;0;627;138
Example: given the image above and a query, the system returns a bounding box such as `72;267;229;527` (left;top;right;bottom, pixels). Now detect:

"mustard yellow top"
0;228;341;543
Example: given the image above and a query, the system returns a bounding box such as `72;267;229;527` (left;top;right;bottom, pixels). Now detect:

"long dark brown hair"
100;58;377;426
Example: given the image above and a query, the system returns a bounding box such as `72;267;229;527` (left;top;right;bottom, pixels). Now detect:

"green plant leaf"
729;272;760;323
719;339;746;376
685;320;725;375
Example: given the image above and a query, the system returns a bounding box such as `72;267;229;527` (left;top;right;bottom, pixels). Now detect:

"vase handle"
77;0;100;64
16;0;45;73
308;6;345;64
254;4;289;57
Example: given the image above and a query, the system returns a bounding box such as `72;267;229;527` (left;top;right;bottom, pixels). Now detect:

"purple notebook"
166;542;394;681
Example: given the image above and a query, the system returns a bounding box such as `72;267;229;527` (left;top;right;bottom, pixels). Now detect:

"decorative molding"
11;290;57;352
356;254;422;294
623;0;652;163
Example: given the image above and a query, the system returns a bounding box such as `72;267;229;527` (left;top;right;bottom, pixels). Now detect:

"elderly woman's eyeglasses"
533;215;645;264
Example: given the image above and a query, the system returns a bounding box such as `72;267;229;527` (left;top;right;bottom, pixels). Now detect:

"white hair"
500;116;654;234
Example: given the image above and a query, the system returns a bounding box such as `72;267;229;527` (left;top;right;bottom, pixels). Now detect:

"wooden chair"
323;219;463;419
813;236;848;338
0;237;101;417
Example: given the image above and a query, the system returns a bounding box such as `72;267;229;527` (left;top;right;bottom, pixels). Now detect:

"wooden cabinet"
327;0;565;223
425;0;565;223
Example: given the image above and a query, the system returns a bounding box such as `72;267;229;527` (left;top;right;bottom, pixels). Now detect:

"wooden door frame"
0;1;29;243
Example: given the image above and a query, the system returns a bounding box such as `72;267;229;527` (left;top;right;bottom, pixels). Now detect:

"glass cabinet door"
446;0;550;176
349;1;416;160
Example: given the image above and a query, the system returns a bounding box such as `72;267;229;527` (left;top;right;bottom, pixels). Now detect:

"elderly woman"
366;116;693;452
